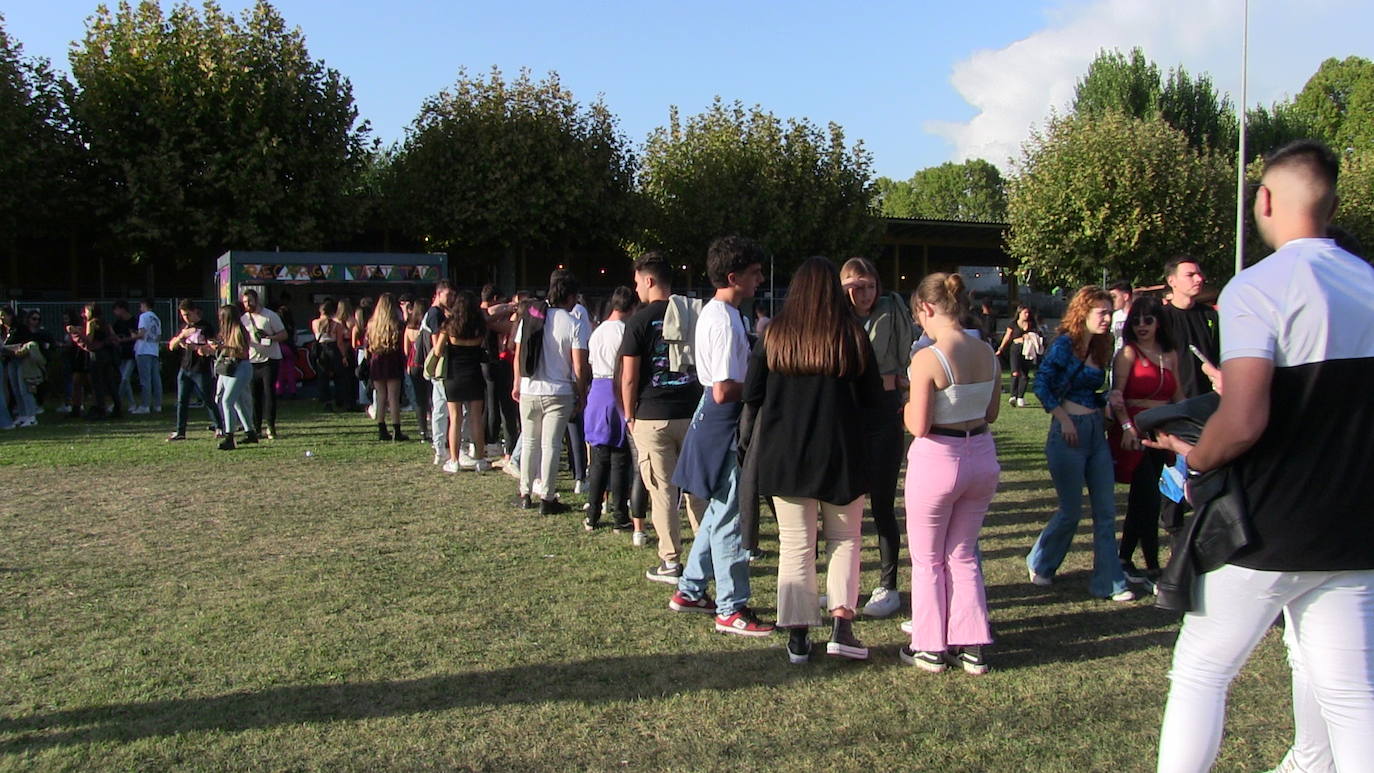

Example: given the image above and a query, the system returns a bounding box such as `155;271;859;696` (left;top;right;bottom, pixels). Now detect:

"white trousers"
1157;564;1374;772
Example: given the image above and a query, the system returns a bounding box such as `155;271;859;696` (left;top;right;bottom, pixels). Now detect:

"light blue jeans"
117;359;136;407
216;360;254;433
429;379;448;455
1027;411;1128;598
6;360;38;419
136;354;162;410
678;451;751;616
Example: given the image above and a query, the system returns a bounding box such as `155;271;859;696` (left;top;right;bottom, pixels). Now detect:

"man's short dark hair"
1108;280;1133;294
610;286;637;314
1164;256;1201;278
433;279;453;296
633;252;674;289
240;289;259;301
138;298;153;310
706;236;764;289
178;299;197;312
1264;139;1339;189
548;269;580;307
112;300;129;312
480;283;499;303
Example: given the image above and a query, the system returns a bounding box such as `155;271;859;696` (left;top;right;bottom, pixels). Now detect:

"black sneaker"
240;431;259;445
540;498;570;515
1121;561;1148;585
611;519;633;532
645;561;682;584
217;435;236;451
899;646;948;673
826;618;869;660
514;494;533;510
952;645;989;675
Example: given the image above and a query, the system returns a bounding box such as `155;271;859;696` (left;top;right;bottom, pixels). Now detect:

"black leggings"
586;444;631;526
1010;350;1033;400
485;359;520;455
316;344;344;408
1119;447;1168;570
867;389;904;591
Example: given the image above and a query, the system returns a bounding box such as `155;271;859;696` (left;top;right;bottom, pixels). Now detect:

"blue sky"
5;0;1372;179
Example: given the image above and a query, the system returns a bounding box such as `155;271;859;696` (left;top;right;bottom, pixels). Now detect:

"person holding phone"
212;304;256;450
1026;286;1134;602
166;300;222;441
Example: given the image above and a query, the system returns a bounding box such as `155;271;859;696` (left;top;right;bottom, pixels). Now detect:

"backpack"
519;300;549;378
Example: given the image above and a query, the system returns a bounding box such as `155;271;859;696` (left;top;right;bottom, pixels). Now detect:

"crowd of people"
2;139;1370;771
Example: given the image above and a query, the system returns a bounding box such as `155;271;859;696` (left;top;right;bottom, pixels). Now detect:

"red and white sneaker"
668;591;716;614
714;607;775;637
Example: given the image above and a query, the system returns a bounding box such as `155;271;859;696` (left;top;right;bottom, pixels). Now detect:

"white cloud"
927;0;1370;172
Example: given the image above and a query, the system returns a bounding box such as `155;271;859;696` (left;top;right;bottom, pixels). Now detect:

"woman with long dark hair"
75;303;122;420
403;299;432;442
365;292;408;441
1026;286;1134;601
995;304;1041;407
1107;295;1183;586
900;272;1002;674
312;300;347;412
211;304;255;450
742;256;884;664
838;257;914;618
440;290;489;473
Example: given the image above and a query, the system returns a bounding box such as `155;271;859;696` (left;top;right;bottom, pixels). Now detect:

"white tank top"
929;345;996;425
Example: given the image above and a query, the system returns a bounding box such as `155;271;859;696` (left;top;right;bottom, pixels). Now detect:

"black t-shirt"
416;305;444;365
177;320;215;372
617;300;702;421
1159;303;1219;398
111;317;136;360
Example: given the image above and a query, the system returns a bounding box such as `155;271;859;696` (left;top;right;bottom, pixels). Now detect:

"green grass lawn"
0;393;1293;771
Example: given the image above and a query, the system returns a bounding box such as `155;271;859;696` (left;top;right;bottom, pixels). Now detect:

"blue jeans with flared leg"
1027;411;1128;598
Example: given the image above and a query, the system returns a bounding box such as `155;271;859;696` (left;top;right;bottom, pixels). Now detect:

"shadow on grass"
0;647;836;753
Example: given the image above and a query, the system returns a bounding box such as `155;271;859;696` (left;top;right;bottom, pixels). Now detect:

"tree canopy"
1006;111;1233;288
638;98;877;278
1073;47;1237;152
1294;56;1374;153
875;159;1005;221
68;0;369;270
384;67;635;289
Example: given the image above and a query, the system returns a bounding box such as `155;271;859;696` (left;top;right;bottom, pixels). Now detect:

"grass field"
0;393;1294;771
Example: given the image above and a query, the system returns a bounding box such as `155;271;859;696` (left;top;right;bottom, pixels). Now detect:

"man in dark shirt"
165;300;221;441
420;280;454;464
1158;257;1220;399
110;300;138;409
619;252;706;581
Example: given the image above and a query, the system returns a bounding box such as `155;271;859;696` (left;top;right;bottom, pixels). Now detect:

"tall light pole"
1234;0;1250;277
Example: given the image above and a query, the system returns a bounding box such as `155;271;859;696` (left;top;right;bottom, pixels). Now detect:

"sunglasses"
1133;315;1157;326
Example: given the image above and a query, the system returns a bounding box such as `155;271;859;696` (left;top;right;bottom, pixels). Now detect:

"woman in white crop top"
899;272;1002;675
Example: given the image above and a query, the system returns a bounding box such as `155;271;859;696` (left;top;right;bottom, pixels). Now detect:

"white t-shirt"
694;299;749;386
520;306;591;396
1111;307;1128;354
241;307;286;363
134;310;162;356
588;319;625;379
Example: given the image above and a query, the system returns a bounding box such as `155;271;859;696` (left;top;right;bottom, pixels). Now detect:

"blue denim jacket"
1033;334;1107;411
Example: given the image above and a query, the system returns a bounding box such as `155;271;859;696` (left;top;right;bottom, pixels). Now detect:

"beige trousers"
774;495;864;628
629;417;705;564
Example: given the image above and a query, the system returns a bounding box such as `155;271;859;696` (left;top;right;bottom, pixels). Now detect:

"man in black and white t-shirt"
1152;140;1374;770
420;280;454;465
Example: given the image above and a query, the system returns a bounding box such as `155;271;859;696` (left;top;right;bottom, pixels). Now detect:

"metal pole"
1234;0;1249;277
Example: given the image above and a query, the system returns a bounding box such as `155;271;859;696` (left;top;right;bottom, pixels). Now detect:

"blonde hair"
366;293;402;354
839;257;882;294
216;305;248;359
911;272;970;319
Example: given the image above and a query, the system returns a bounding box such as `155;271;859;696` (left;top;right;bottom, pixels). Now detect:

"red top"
1120;343;1177;403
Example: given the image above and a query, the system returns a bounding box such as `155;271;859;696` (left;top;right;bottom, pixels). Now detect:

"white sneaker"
457;451;478;471
128;405;150;415
34;406;44;415
441;459;459;474
433;449;448;466
502;458;520;479
1009;395;1017;405
366;404;376;420
574;479;585;495
1028;567;1053;586
14;416;37;428
900;619;913;635
863;586;901;618
1016;397;1027;408
1110;589;1137;602
632;531;647;547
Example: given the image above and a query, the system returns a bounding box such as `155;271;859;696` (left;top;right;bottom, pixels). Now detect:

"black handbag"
355;355;370;382
213;353;236;377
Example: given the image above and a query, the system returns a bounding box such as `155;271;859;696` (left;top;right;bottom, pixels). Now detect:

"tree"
880;159;1006;221
638;98;877;278
385;67;636;289
68;0;369;277
873;176;917;218
1294;56;1374;153
1006;111;1234;288
1073;47;1237;152
0;17;83;285
1245;100;1317;160
1336;148;1374;256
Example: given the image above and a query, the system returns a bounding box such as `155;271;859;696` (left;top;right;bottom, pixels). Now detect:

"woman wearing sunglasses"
1107;296;1184;587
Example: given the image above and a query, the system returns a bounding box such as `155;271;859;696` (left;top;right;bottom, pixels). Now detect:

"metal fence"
4;299;219;344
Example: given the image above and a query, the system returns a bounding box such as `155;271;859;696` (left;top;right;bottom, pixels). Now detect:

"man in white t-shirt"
668;236;774;638
131;298;164;413
512;270;591;515
1108;280;1132;355
239;289;288;439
